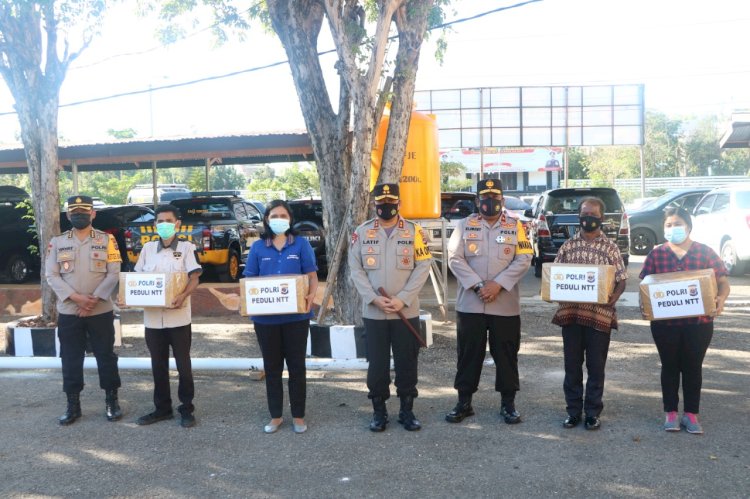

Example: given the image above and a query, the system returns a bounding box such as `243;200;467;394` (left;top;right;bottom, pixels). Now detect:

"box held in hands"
639;269;717;321
119;272;188;308
240;274;309;316
542;263;616;304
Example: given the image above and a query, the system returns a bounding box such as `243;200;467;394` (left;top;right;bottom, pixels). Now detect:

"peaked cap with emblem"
66;195;94;211
478;178;503;196
372;183;399;201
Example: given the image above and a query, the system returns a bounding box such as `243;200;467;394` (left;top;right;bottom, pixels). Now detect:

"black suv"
628;188;711;255
287;199;327;275
0;186;38;283
526;187;629;277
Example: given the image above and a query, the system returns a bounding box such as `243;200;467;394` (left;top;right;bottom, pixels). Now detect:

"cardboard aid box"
240;274;309;316
118;272;188;308
640;269;717;321
542;263;616;304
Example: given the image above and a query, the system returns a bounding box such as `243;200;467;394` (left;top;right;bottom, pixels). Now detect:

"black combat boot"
59;393;81;426
397;395;421;431
105;389;123;422
500;392;521;425
369;397;388;432
445;392;474;423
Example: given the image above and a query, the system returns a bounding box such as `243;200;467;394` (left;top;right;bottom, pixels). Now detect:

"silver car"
691;183;750;275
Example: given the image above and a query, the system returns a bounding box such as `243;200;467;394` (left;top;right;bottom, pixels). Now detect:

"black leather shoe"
445;402;475;423
500;405;521;425
563;414;581;428
584;416;601;430
180;413;196;428
136;410;174;426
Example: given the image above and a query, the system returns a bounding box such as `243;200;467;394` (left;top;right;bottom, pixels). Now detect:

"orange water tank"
370;107;440;219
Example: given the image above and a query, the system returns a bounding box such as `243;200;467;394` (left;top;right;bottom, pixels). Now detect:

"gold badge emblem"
76;197;82;203
62;261;70;270
468;243;477;253
486;180;494;188
383;185;390;194
367;230;377;238
366;257;376;266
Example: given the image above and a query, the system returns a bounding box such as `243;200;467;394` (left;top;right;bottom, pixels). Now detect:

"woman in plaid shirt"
640;207;730;434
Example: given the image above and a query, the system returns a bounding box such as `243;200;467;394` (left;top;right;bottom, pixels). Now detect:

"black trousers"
145;324;194;415
562;324;611;418
255;319;309;419
651;321;713;414
58;311;120;395
454;312;521;401
364;318;420;400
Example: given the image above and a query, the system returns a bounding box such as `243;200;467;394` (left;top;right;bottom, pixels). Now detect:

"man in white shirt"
133;205;202;428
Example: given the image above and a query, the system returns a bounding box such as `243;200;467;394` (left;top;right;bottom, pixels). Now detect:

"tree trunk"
377;0;434;184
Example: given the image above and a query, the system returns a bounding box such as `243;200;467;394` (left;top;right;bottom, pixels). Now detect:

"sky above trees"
0;0;748;146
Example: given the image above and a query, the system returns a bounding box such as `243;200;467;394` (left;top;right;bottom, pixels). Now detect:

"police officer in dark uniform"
445;179;533;424
46;195;123;425
349;183;432;432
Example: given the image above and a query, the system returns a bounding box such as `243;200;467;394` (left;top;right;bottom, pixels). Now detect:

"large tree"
0;1;106;322
159;0;447;324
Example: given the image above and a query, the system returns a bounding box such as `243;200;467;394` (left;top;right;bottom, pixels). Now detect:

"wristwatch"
472;281;485;294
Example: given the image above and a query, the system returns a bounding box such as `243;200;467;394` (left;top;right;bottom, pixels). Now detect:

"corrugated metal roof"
0;131;314;174
720;115;750;149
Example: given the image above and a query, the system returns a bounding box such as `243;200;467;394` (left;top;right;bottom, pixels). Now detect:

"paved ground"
1;257;749;498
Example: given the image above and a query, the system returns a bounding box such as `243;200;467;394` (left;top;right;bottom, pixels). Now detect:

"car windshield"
441;197;476;219
637;192;675;211
289;202;323;224
504;196;530;211
171;200;234;219
544;190;623;214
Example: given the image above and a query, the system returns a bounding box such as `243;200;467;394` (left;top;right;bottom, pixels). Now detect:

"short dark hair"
663;206;692;231
155;204;181;219
262;199;296;240
578;196;606;216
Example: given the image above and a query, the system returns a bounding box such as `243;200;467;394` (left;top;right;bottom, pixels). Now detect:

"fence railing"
567;175;750;192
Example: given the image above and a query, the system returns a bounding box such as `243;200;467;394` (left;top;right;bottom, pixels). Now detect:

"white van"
126;184;190;204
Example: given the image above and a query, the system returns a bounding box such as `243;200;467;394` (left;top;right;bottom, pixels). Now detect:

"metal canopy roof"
0;131;314;174
720;113;750;149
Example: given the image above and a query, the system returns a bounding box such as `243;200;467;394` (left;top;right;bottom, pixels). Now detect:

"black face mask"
479;198;502;217
376;202;399;220
69;213;92;230
580;215;602;232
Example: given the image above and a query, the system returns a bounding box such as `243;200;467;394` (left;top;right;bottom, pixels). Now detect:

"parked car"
287;198;328;275
628;188;711;255
525;187;629;277
0;187;38;283
126;184;190;204
690;183;750;275
60;204;156;271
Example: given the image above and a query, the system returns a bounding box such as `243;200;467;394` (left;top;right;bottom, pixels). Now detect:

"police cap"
66;195;94;212
477;178;503;196
372;183;399;201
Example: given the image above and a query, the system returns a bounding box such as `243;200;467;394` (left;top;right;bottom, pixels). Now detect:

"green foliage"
440;160;466;190
187;164;246;191
249;163;319;200
15;198;39;255
107;128;138;139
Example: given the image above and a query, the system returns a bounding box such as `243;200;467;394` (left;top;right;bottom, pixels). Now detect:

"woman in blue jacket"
244;200;318;434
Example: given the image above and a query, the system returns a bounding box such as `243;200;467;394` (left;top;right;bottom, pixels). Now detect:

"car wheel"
534;254;543;278
630;228;655;255
721;240;746;276
6;253;32;284
218;248;241;282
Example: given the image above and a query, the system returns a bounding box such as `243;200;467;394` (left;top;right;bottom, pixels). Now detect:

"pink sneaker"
681;412;704;434
664;411;680;432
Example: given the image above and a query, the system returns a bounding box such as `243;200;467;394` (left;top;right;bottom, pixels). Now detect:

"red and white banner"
440;147;563;173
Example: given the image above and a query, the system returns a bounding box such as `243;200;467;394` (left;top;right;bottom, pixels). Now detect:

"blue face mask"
156;222;177;240
269;219;290;235
664;226;687;244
